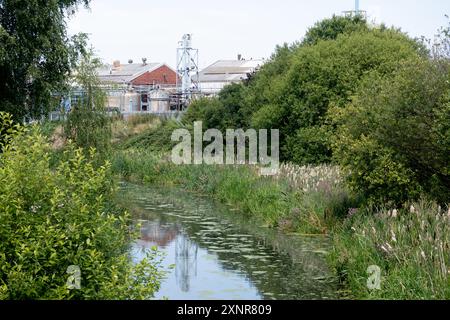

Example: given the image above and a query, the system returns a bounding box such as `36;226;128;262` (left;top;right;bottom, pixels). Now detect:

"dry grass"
111;115;160;144
50;125;65;150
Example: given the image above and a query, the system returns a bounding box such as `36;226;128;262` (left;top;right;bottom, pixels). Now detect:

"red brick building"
131;64;177;86
98;60;178;87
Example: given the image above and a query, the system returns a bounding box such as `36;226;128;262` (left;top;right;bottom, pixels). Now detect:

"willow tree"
0;0;90;121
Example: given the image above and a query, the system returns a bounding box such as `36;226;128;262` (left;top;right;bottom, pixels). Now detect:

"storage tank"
124;92;141;112
149;90;170;112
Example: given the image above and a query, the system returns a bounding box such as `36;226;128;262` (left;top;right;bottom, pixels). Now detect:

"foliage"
0;0;90;121
0;111;23;150
301;14;368;46
120;119;183;152
330;202;450;299
332;58;450;204
253;29;423;164
184;84;248;131
182;19;424;165
0;126;164;299
64;50;111;161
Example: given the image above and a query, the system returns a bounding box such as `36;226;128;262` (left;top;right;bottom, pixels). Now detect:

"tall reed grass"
330;201;450;299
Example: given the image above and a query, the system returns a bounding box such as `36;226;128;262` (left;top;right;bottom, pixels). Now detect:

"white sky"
67;0;450;69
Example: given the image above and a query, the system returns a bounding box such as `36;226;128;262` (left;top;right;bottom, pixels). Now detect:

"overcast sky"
67;0;450;69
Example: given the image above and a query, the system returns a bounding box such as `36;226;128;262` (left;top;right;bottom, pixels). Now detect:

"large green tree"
183;17;425;165
0;0;89;121
250;28;424;164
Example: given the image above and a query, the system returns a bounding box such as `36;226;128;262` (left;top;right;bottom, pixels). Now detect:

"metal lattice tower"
175;234;198;292
176;34;199;102
343;0;367;18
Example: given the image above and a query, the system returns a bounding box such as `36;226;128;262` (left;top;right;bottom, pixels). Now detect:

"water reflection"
121;182;337;300
175;234;198;292
140;220;178;247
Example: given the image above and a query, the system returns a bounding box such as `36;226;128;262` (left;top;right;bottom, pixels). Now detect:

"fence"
47;110;185;122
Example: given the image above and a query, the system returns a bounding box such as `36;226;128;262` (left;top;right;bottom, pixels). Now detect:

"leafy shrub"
253;28;423;164
0;112;24;151
0;127;164;299
184;84;248;131
332;58;450;204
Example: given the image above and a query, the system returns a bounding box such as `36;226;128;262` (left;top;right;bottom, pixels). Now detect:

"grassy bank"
331;202;450;299
112;149;357;235
110;119;449;299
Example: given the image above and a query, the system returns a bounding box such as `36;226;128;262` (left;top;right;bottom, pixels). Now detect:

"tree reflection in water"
175;234;198;292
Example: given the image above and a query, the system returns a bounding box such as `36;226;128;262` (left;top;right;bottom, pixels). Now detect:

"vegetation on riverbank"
113;149;355;234
331;202;450;299
0;119;164;299
0;45;166;299
112;142;449;299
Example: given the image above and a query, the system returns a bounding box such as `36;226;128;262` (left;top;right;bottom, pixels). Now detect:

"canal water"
118;182;337;300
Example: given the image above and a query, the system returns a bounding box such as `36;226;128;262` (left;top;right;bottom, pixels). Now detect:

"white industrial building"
194;59;264;96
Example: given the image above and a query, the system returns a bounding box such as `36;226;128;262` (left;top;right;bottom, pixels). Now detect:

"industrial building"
59;36;265;116
97;59;177;87
96;59;179;113
194;58;264;96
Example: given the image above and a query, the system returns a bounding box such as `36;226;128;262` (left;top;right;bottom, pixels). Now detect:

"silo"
124;92;141;112
149;90;170;112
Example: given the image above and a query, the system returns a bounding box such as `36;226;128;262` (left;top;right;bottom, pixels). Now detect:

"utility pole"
343;0;365;18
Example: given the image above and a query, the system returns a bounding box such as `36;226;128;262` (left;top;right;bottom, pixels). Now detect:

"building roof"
97;62;163;84
195;59;264;83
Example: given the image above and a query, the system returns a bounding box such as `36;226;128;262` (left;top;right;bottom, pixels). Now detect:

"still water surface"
119;182;337;300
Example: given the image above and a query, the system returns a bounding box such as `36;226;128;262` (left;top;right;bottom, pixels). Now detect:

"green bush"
0;126;164;299
184;84;248;131
332;58;450;204
0;111;24;151
253;28;423;164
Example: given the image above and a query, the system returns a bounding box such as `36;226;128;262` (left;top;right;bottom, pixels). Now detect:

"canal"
118;182;337;300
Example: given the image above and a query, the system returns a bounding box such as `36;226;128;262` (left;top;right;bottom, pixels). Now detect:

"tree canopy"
186;17;426;165
0;0;90;121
